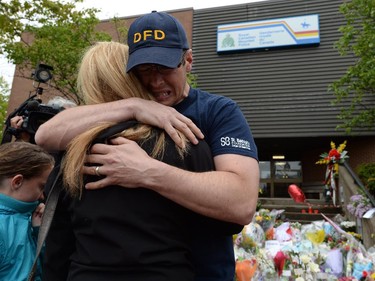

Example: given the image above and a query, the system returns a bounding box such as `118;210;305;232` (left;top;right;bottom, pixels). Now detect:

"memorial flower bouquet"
233;209;375;280
316;140;349;173
254;208;279;240
347;194;372;219
316;141;349;204
282;250;322;280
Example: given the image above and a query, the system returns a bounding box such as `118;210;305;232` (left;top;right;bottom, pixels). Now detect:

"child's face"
15;166;53;202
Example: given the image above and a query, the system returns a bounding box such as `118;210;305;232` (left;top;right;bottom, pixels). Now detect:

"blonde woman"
43;42;216;281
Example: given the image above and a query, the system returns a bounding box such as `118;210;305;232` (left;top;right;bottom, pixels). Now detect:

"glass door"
259;161;303;197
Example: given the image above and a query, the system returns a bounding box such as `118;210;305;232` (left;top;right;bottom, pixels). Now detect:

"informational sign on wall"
217;14;320;53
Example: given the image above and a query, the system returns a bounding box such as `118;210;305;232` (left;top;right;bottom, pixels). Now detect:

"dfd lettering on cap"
133;30;165;43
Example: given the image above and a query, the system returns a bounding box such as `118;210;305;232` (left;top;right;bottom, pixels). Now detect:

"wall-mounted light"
272;155;285;160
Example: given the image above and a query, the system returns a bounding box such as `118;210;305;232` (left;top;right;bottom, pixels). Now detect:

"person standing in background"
0;141;54;281
8;96;76;143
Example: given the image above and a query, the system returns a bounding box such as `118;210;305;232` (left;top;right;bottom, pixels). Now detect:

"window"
259;160;302;197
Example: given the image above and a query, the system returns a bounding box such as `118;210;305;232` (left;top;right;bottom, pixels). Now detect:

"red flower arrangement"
316;141;349;204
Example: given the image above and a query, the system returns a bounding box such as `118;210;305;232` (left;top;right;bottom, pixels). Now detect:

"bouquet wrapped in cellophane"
233;209;375;280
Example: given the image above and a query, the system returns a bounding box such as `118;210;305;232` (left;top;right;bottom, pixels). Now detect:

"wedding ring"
95;166;101;177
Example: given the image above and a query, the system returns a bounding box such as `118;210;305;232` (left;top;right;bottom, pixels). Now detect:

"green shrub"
357;163;375;195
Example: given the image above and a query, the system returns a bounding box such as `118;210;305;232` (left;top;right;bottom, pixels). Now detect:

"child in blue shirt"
0;141;54;281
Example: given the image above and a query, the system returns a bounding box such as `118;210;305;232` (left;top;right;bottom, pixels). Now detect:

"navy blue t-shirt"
174;87;258;281
174;87;258;159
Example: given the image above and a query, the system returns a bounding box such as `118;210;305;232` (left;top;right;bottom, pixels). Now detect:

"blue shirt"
174;87;258;159
174;87;258;281
0;193;41;281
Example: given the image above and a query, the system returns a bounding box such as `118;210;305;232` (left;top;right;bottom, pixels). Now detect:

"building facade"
190;0;374;197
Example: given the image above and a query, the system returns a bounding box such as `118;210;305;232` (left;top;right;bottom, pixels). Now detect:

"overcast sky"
0;0;267;88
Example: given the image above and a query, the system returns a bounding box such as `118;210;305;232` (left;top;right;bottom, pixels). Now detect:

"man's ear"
185;49;193;71
185;49;193;57
11;174;23;190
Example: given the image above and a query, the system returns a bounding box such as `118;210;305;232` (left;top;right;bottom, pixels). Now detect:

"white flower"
340;221;356;228
300;254;311;264
295;277;305;281
308;262;320;273
294;268;304;276
256;248;276;275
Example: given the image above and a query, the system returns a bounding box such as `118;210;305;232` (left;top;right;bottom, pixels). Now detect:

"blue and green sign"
217;14;320;53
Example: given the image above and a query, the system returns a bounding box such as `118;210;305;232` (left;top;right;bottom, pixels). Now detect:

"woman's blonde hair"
63;42;188;197
77;42;151;104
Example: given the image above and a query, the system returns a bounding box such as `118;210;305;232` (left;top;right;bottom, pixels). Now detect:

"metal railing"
343;161;375;207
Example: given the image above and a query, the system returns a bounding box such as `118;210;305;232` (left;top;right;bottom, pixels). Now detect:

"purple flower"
346;194;372;218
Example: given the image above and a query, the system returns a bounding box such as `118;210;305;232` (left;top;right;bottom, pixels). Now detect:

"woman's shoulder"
93;120;140;144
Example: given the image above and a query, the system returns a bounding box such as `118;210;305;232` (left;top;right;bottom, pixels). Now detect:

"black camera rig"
1;63;62;144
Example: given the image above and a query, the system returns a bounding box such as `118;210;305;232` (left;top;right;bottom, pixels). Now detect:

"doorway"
259;160;303;198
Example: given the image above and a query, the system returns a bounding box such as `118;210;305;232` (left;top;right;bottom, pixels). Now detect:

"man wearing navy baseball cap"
125;11;259;281
36;10;259;281
126;11;189;72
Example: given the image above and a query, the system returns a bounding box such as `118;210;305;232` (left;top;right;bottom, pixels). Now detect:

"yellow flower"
334;163;339;174
255;215;262;222
347;231;362;241
330;141;336;150
315;159;329;165
337;140;347;153
305;229;325;245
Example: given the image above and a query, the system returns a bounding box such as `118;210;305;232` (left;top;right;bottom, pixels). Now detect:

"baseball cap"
126;11;189;73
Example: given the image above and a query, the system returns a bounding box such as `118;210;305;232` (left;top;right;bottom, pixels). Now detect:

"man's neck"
175;83;190;105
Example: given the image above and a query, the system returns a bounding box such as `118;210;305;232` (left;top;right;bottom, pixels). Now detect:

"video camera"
8;93;62;136
1;63;63;144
